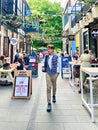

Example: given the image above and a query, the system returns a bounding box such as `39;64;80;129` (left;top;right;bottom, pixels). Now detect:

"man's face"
48;48;54;54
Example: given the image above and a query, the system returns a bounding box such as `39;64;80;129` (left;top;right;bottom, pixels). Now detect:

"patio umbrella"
38;47;47;50
33;47;37;51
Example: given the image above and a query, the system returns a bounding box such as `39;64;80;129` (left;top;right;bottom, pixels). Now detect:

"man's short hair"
47;44;55;49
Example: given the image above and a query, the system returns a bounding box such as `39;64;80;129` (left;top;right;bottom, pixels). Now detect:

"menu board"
14;76;30;97
12;70;32;99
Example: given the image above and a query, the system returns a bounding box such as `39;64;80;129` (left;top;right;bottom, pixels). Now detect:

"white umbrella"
38;47;47;50
33;47;37;51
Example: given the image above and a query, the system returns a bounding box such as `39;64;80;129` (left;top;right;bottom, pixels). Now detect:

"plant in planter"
79;0;94;6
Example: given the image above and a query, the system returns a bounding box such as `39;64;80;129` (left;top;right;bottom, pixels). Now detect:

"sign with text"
91;29;98;38
14;76;30;97
12;70;32;99
68;34;75;41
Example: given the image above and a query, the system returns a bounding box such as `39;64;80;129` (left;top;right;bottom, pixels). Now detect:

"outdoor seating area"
59;45;98;123
61;55;98;123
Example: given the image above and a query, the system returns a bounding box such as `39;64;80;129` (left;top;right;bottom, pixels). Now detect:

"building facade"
63;0;77;56
63;0;98;58
0;0;31;62
71;0;98;57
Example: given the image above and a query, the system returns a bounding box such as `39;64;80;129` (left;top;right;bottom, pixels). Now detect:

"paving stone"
32;123;65;130
0;122;28;130
64;123;98;130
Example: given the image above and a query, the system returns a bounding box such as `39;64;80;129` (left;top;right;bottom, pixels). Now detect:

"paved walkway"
0;63;98;130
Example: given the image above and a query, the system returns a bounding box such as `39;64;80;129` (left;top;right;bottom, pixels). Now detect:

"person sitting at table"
72;50;80;78
22;51;26;64
78;49;91;93
89;50;95;60
24;54;30;69
72;50;79;61
16;55;24;70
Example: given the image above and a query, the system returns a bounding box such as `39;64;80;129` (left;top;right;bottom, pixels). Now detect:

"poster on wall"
14;76;30;97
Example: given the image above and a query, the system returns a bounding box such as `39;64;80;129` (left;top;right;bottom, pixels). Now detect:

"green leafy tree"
28;0;62;50
79;0;94;6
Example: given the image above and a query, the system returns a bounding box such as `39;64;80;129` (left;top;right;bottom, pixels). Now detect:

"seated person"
16;55;24;70
24;55;30;65
24;55;30;69
89;50;95;60
72;50;79;62
72;51;80;78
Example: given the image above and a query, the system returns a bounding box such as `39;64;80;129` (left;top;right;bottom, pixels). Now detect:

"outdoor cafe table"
81;67;98;122
0;67;15;82
69;62;98;91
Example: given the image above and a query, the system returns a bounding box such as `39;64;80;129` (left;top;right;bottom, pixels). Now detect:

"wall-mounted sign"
91;29;98;38
18;29;25;36
68;34;75;41
10;38;18;45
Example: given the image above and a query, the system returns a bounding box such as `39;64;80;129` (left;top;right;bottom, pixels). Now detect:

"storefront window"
89;28;97;58
83;31;89;49
26;43;31;54
3;36;9;57
89;38;97;58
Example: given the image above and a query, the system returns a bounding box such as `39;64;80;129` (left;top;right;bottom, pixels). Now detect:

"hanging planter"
86;12;94;23
92;5;98;18
72;26;77;34
79;0;93;6
79;20;84;29
75;23;80;32
82;16;89;26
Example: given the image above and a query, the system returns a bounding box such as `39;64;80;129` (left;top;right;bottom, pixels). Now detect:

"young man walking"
42;44;61;112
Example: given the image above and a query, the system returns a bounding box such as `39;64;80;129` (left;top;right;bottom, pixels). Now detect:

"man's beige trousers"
46;73;58;103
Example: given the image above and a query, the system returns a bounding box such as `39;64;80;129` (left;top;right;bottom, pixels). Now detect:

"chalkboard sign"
12;70;32;99
14;76;30;97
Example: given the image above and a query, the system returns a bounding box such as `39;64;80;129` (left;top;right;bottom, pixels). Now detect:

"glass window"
3;36;9;57
83;31;89;49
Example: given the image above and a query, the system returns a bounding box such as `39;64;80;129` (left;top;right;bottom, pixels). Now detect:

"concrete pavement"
0;63;98;130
